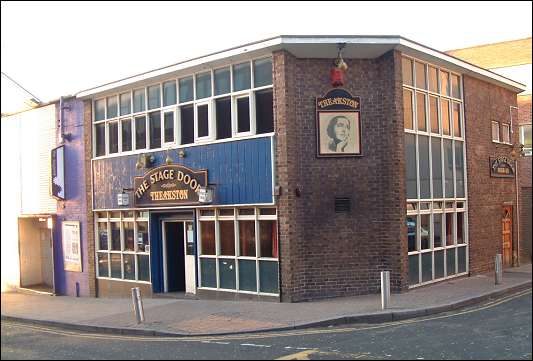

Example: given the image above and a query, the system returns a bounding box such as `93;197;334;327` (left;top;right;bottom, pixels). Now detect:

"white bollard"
495;254;503;285
381;271;391;310
131;287;145;323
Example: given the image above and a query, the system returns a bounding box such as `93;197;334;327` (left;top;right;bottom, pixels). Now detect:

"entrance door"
502;206;513;267
163;222;185;292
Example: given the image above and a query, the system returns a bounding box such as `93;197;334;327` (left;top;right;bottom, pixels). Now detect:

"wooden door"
502;206;513;267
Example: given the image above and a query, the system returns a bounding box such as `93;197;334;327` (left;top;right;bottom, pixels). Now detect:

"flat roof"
76;35;526;98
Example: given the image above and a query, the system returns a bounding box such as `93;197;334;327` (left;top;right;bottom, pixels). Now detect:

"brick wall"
84;100;96;296
273;50;406;302
463;76;519;274
517;94;532;263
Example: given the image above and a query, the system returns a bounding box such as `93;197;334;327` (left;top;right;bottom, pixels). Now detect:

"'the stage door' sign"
133;164;208;207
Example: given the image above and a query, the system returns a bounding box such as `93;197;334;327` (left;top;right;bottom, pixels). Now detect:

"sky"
1;1;532;114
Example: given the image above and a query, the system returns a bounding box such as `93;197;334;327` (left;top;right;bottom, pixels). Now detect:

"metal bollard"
131;287;145;323
495;254;503;285
381;271;391;310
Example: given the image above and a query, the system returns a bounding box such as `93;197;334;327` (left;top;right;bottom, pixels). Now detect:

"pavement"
1;264;531;337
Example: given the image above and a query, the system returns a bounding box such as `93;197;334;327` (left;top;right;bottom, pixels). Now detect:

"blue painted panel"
93;137;273;209
150;213;163;293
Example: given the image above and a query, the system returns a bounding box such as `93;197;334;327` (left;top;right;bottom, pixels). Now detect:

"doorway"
502;206;513;267
162;221;196;293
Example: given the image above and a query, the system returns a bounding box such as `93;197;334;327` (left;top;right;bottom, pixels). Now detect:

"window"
149;112;161;149
120;92;131;116
196;102;210;139
502;123;511;144
95;123;106;157
235;96;251;134
180;105;194;145
121;118;132;152
108;121;119;154
135;116;147;150
255;89;274;134
403;57;467;287
179;76;194;103
107;96;118;119
133;89;145;113
402;57;413;86
520;124;532;155
148;85;161;110
216;97;232;140
95;99;105;121
253;58;272;87
163;81;176;107
163;111;174;144
214;67;231;95
198;207;278;294
96;211;150;282
233;62;251;91
195;72;211;99
492;121;500;142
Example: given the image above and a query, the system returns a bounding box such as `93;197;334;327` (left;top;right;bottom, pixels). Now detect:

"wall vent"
335;197;351;213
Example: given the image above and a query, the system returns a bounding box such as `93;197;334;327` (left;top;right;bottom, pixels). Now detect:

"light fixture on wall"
178;149;186;158
135;153;155;170
331;43;348;87
165;149;173;165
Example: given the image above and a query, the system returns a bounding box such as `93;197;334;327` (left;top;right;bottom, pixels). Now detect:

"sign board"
490;156;515;178
62;221;82;272
51;145;65;200
117;193;130;206
198;187;213;203
133;164;208;207
316;88;361;157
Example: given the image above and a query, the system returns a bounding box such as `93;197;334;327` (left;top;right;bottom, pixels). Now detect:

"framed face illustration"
316;89;361;157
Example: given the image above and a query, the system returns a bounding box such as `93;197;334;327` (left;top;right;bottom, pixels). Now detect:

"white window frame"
501;123;511;144
194;100;213;142
232;92;255;137
162;109;176;146
520;123;532;156
492;121;500;143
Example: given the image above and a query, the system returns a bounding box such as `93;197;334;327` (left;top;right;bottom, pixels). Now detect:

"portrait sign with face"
316;88;361;157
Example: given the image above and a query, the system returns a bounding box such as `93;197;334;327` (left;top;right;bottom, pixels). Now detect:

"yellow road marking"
276;349;319;360
3;288;531;343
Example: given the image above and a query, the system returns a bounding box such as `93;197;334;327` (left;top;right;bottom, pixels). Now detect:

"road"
1;289;531;360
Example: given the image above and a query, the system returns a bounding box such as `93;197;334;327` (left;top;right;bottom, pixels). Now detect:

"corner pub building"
76;36;526;302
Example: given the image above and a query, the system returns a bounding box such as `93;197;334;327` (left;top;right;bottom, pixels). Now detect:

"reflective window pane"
233;62;251;91
107;96;118;118
110;253;121;278
214;67;231;95
239;260;257;292
422;253;432;282
108;122;119;154
179;77;194;103
110;222;121;251
409;255;419;285
444;139;454;198
148;85;161;110
407;215;417;252
402;57;413;86
434;250;445;279
440;71;450;96
417;93;427;131
432;138;443;198
163;81;177;106
98;253;109;277
446;248;456;276
457;212;465;244
135;116;146;150
220;221;235;256
455;141;465;198
428;66;438;93
458;247;467;273
441;99;451;136
200;221;215;255
123;222;134;251
254;58;272;87
492;121;500;142
430;96;439;134
403;89;413;130
239;220;256;257
451;74;461;99
419;136;430;199
137;222;149;252
259;220;278;258
216;97;232;140
95;123;106;157
446;213;454;246
197;104;209;138
420;214;431;250
149;112;161;149
256;89;274;134
453;102;462;137
219;259;236;290
138;254;150;281
164;112;174;143
415;62;426;89
123;254;135;280
433;213;443;248
121;118;132;152
237;96;250;133
195;72;212;99
120;92;131;115
133;89;145;113
95;99;105;121
180;105;194;145
200;258;216;288
98;222;108;250
259;261;278;293
405;134;417;199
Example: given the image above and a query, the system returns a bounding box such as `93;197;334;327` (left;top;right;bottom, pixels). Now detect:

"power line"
1;71;42;103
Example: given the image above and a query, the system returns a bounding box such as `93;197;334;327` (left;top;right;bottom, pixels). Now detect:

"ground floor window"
198;207;279;295
407;200;468;286
95;210;150;282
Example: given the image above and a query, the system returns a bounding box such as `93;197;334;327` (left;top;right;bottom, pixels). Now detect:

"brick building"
75;36;525;301
447;38;532;264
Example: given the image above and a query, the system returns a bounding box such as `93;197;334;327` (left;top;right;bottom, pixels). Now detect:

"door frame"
161;220;189;293
502;205;513;267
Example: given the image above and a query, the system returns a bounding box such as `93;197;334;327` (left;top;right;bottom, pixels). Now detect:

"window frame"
492;121;500;143
520;123;532;156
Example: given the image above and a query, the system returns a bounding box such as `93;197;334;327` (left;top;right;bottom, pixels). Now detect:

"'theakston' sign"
133;164;208;207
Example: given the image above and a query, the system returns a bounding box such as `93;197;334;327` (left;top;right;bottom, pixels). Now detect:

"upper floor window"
492;121;500;142
501;123;511;144
92;57;273;158
520;124;532;156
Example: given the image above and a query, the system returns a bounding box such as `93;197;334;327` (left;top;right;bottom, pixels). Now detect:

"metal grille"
335;197;351;213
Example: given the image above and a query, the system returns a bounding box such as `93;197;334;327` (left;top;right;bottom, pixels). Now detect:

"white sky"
1;1;532;113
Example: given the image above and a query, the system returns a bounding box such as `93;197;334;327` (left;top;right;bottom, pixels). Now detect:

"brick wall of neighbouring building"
273;50;407;302
463;76;519;274
518;94;532;263
83;100;96;297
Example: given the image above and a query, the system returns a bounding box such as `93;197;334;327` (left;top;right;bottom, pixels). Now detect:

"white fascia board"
76;37;283;99
280;35;402;45
398;38;526;93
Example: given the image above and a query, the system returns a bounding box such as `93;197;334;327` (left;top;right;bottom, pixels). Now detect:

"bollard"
381;271;391;310
495;254;503;285
131;287;145;323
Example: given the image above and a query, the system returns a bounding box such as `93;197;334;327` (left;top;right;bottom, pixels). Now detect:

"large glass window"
121;118;132;152
255;89;274;134
254;58;272;87
95;99;105;121
198;208;278;295
195;72;211;99
96;211;150;282
108;121;119;154
149;112;161;149
163;81;176;107
180;105;194;145
502;123;511;144
520;124;532;155
135;116;146;150
233;62;251;91
196;103;210;138
402;57;413;86
403;57;467;287
148;85;161;110
236;96;251;133
214;67;231;95
107;96;118;119
120;92;131;116
216;97;232;140
163;111;174;144
95;123;106;157
133;89;145;113
179;76;194;103
492;121;500;142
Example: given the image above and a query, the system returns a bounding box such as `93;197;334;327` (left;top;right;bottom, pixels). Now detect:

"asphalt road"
1;289;531;360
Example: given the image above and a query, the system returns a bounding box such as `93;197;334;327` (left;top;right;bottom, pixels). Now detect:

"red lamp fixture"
331;43;348;87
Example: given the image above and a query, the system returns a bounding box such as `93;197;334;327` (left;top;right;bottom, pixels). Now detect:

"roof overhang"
76;35;526;99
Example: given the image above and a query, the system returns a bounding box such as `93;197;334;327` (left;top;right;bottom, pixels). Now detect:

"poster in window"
316;88;361;157
51;145;65;200
62;221;82;272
